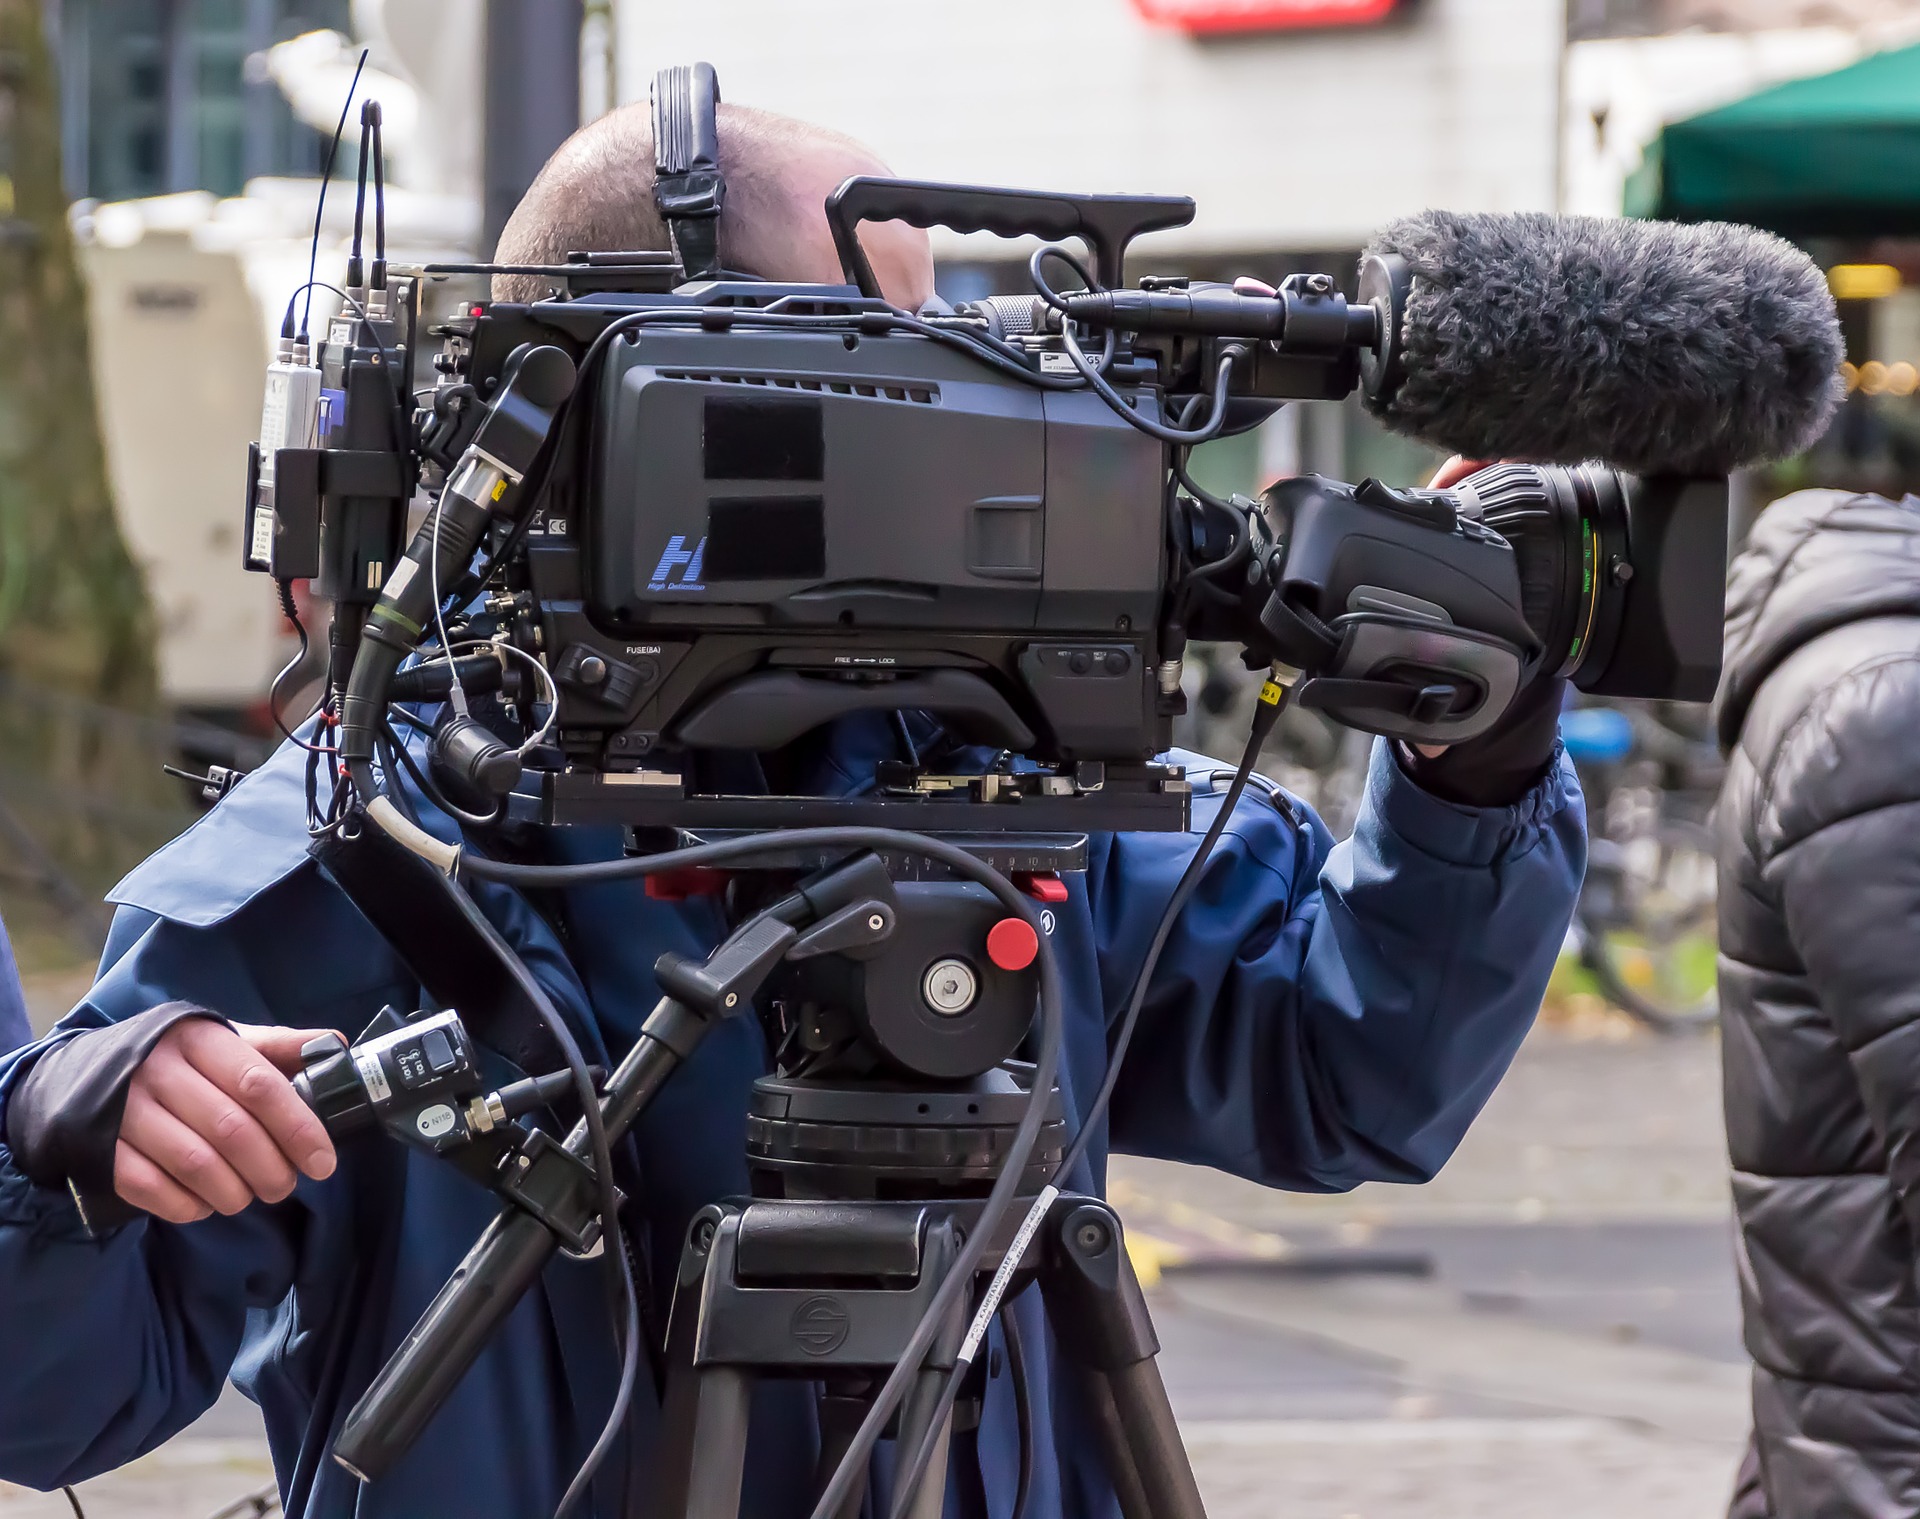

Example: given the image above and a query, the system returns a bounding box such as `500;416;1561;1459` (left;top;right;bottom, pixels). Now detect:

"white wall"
1560;27;1905;217
611;0;1563;256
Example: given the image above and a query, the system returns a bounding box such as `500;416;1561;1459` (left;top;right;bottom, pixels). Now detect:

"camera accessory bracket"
652;62;726;283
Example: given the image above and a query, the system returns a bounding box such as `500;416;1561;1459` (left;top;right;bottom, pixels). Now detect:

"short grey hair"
491;102;880;302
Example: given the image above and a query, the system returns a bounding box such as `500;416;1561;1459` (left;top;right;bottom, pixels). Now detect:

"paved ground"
1121;1000;1747;1519
3;984;1745;1519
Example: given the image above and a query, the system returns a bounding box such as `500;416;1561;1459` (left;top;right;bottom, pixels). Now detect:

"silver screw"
922;958;979;1016
724;992;738;1008
868;913;886;931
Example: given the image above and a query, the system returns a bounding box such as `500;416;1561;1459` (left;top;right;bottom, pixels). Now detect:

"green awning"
1627;42;1920;234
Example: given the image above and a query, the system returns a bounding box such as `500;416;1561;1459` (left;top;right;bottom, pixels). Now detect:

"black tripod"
656;1089;1204;1519
311;846;1207;1519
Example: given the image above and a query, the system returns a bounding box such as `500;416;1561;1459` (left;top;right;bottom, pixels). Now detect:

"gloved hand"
5;1003;338;1233
1402;671;1567;808
1398;455;1567;809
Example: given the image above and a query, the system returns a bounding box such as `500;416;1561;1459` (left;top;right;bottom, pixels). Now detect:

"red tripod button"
986;917;1040;971
1015;872;1070;903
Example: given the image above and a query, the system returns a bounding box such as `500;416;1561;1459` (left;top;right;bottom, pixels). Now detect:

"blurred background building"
52;0;1920;723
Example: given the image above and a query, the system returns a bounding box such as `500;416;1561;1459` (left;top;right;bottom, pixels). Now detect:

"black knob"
577;654;609;685
293;1035;374;1135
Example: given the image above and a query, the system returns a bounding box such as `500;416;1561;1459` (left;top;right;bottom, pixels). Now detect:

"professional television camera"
243;141;1732;845
235;63;1835;1519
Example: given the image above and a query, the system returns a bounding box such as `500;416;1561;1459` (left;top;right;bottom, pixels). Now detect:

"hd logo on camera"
648;534;708;592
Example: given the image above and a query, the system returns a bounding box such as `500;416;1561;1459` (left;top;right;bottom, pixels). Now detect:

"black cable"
452;827;1065;1519
1028;243;1099;313
887;680;1289;1518
61;1486;84;1518
1058;678;1288;1179
267;580;324;751
301;49;368;339
1003;1305;1033;1519
885;1326;971;1519
555;1240;640;1519
1167;394;1254;585
1067;327;1238;445
380;721;504;828
1024;246;1118;378
361;722;629;1511
1029;242;1240;445
442;838;632;1515
891;710;920;767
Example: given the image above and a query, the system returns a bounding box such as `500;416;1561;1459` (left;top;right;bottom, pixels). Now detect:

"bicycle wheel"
1577;820;1719;1032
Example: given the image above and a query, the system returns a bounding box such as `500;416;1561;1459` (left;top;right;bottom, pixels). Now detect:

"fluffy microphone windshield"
1362;212;1844;476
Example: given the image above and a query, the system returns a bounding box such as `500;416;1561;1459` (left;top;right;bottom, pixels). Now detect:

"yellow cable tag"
491;478;508;502
1258;679;1286;707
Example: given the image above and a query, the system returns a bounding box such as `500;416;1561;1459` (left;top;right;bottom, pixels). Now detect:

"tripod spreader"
656;1192;1205;1519
332;853;903;1485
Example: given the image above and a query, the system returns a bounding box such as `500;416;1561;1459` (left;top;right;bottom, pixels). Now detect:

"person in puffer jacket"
1718;487;1920;1518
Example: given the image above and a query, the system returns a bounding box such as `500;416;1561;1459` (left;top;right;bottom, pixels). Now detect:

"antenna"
347;99;375;292
301;48;370;341
369;100;387;292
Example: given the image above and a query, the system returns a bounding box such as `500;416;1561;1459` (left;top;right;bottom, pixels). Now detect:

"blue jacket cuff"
1373;738;1579;869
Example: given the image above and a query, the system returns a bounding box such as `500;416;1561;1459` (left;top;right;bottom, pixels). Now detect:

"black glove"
5;1003;226;1233
1402;676;1567;809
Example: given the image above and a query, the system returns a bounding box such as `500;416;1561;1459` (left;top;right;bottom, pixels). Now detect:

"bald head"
492;102;933;308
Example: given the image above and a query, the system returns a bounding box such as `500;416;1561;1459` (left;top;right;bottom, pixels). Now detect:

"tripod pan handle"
333;1205;559;1484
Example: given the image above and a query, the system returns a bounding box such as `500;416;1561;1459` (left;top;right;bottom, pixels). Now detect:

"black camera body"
457;287;1177;819
247;178;1727;838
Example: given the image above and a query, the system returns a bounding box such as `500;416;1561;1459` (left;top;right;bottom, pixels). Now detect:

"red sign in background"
1131;0;1398;33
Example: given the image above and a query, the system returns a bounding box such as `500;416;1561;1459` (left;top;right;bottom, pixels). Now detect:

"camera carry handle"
825;176;1196;298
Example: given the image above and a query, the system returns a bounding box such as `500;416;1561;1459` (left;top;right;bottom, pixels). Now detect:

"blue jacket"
0;918;26;1052
0;719;1583;1518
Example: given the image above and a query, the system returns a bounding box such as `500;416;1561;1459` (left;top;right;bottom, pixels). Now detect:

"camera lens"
1456;462;1630;686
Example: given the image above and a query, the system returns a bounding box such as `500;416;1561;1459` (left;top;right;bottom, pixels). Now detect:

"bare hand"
114;1021;339;1224
1427;454;1489;492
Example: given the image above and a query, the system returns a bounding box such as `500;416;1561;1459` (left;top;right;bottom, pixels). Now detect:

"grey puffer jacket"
1719;488;1920;1518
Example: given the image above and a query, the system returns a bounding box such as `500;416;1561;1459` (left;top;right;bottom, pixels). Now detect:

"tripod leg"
1076;1369;1154;1519
888;1219;965;1519
814;1384;874;1519
658;1206;755;1519
680;1367;755;1519
1038;1199;1208;1519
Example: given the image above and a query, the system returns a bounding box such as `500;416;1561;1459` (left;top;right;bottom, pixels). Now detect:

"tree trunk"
0;0;176;957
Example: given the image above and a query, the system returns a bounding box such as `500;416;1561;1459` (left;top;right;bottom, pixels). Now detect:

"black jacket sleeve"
1759;652;1920;1234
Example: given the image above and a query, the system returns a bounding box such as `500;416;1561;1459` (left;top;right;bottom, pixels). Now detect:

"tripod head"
624;831;1078;1200
741;853;1069;1201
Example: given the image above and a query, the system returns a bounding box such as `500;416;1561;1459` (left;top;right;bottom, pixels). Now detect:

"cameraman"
0;104;1584;1519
